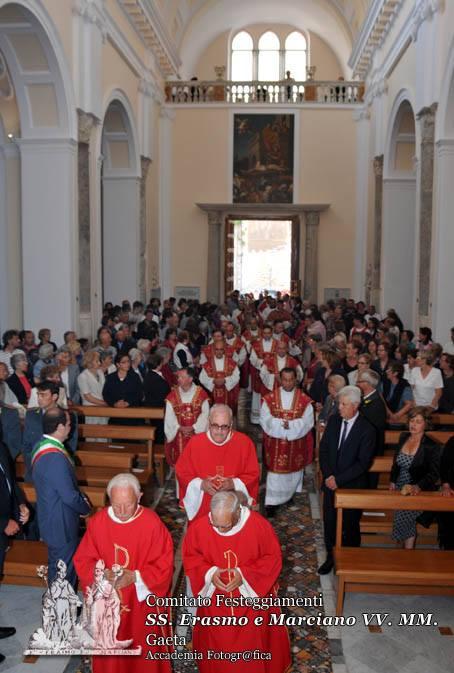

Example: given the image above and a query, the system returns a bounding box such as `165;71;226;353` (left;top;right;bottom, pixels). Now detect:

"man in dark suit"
0;437;30;661
318;385;375;574
143;352;171;444
23;381;78;482
32;407;91;588
357;369;387;488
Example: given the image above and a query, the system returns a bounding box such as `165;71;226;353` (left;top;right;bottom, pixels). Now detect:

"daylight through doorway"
233;219;292;295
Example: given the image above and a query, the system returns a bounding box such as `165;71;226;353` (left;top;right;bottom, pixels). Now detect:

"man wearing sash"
164;367;209;467
32;407;91;587
260;368;314;517
199;342;240;415
182;491;291;672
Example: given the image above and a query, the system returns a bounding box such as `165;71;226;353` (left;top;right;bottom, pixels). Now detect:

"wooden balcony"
164;79;365;106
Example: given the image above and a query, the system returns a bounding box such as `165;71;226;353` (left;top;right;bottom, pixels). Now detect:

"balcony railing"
164;80;365;105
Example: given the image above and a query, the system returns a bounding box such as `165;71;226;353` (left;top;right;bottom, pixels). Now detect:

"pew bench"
19;482;107;509
15;460;150;488
334;489;454;615
3;541;48;587
77;423;155;468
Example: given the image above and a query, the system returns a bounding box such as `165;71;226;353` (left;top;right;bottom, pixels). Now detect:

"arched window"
231;31;253;81
284;31;307;81
258;31;280;81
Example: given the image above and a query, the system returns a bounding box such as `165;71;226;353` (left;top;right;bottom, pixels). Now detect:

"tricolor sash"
31;436;73;467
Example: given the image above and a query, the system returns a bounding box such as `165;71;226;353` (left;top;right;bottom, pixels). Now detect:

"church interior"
1;1;454;672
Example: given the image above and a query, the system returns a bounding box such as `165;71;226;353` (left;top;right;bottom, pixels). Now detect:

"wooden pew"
430;413;454;427
334;489;454;615
77;423;154;468
74;406;167;483
15;459;151;488
3;540;48;587
16;451;132;471
360;457;437;545
19;482;107;509
72;405;164;421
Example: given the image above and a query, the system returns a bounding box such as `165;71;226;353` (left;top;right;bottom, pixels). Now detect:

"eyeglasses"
209;423;231;432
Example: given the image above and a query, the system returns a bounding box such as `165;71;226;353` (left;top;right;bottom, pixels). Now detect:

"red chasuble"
262;354;300;391
73;507;174;673
165;386;209;466
201;356;239;412
250;340;277;393
182;511;291;673
175;431;259;521
262;388;314;473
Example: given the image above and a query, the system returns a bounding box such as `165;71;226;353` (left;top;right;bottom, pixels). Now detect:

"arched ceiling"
155;0;372;78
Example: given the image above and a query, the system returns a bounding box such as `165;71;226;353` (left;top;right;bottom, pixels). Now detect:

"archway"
381;95;417;329
101;96;141;305
0;1;76;340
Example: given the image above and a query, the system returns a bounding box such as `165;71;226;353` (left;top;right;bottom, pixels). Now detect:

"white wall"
102;176;141;304
381;177;416;329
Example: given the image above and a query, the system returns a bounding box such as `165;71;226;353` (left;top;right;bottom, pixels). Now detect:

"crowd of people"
0;291;454;670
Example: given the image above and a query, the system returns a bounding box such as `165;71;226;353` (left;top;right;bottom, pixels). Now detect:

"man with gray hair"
74;473;173;672
182;490;291;671
176;403;259;521
357;369;387;468
318;385;375;574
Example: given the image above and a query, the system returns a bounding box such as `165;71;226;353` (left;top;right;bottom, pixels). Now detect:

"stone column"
77;110;97;318
371;155;383;304
19;138;78;340
417;103;437;318
207;210;223;304
140;156;151;303
303;211;319;302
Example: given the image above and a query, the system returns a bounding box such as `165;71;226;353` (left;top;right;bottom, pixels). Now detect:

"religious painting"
233;114;294;204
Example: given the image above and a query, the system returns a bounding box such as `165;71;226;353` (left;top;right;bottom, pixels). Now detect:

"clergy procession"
0;292;454;672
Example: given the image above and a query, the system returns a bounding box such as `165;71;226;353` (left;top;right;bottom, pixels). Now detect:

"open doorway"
232;219;292;295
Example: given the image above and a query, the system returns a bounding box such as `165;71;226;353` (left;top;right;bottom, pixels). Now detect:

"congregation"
0;291;454;671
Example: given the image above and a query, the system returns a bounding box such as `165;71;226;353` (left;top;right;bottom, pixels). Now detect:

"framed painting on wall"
233;114;294;204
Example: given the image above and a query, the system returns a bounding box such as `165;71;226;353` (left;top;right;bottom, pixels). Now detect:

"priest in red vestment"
260;368;314;517
199;342;240;414
164;367;210;467
74;474;174;673
182;491;291;672
175;404;259;521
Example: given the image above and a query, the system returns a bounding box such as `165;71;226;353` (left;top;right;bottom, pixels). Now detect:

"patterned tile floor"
166;390;332;672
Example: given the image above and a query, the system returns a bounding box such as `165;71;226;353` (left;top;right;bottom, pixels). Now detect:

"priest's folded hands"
212;567;243;592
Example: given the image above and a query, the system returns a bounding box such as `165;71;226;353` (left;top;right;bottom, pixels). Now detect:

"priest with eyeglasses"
176;404;259;522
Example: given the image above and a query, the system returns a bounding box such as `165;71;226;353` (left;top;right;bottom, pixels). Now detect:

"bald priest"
182;490;291;672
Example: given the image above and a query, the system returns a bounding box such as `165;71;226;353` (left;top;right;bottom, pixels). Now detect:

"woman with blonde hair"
78;350;108;426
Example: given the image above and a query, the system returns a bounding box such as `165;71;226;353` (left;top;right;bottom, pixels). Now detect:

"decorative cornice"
411;0;445;41
353;107;371;122
138;78;164;104
72;0;107;41
350;0;404;79
118;0;180;77
197;203;330;216
351;0;445;80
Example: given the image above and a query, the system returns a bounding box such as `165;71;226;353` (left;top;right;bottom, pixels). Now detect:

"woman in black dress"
389;406;440;549
102;353;143;425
